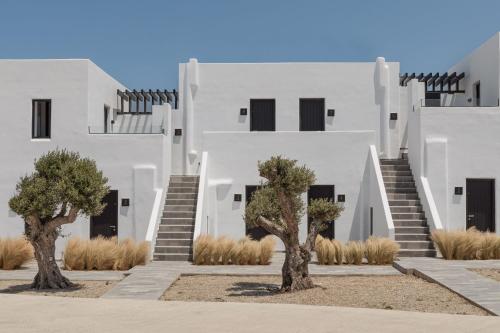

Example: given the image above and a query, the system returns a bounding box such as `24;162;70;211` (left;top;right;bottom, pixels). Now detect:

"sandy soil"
162;275;488;316
470;269;500;282
0;280;117;298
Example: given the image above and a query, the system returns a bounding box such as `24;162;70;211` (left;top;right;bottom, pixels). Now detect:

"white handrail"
145;188;164;258
193;152;208;241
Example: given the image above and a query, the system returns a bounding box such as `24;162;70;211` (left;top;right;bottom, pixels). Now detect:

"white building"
1;33;499;260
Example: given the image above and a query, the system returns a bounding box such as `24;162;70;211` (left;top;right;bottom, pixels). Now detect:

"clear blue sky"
1;0;499;88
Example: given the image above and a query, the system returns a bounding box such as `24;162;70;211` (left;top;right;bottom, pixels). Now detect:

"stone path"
102;252;400;300
395;258;500;315
0;261;125;281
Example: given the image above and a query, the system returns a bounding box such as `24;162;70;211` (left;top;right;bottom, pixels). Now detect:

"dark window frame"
299;98;325;131
250;99;276;131
32;99;51;139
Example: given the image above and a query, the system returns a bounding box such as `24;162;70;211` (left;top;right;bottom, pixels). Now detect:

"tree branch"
49;207;79;228
303;218;322;253
255;215;286;240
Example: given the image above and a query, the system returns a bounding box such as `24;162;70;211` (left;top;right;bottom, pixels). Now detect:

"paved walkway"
102;252;400;300
1;293;499;333
395;258;500;316
0;261;125;281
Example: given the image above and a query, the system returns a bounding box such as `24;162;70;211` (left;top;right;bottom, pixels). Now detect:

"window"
473;81;481;106
32;100;51;138
104;105;110;134
300;98;325;131
250;99;275;131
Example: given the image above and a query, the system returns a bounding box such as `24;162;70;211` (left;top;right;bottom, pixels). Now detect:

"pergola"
399;72;465;94
117;89;178;113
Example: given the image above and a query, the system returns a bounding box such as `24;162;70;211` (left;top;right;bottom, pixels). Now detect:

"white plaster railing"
193;151;208;241
145;188;165;258
417;177;443;231
368;145;395;239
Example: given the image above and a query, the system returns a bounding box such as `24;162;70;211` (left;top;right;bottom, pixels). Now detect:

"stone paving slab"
0;261;126;281
395;258;500;316
102;252;400;300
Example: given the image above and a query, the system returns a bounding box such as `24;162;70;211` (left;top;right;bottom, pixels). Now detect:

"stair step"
161;217;195;225
384;182;415;188
396;234;431;241
398;241;434;249
165;199;197;205
168;182;199;188
162;211;196;218
164;205;196;212
387;193;419;200
383;176;414;182
395;226;429;233
158;225;194;232
382;171;413;177
381;165;411;171
392;212;425;219
398;249;436;257
154;245;192;254
170;175;199;182
153;253;192;261
389;200;420;206
390;206;423;213
379;159;409;166
155;239;192;246
157;231;193;239
168;187;198;194
386;187;417;193
166;193;198;200
393;220;428;227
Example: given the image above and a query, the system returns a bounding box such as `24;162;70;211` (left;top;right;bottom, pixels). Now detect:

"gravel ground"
162;275;488;316
0;280;117;298
470;269;500;282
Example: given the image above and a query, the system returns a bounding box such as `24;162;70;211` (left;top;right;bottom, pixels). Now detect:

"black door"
300;98;325;131
308;185;335;239
466;179;495;232
250;99;275;131
245;186;271;240
90;190;118;238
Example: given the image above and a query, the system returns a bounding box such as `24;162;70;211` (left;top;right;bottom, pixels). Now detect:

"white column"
374;57;391;158
183;58;200;174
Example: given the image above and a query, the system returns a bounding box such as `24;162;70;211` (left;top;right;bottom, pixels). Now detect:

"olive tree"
9;150;109;289
245;156;343;292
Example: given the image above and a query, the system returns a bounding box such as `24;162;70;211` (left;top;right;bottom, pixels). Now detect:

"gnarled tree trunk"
29;227;73;289
281;243;314;292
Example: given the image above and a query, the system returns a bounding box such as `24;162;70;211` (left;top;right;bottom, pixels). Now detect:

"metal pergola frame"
117;89;179;114
399;72;465;94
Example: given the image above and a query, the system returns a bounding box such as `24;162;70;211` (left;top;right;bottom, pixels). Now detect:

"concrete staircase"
380;159;436;257
153;175;199;261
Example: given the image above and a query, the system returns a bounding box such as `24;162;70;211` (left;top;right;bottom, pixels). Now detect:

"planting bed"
0;280;117;298
470;269;500;282
162;275;488;315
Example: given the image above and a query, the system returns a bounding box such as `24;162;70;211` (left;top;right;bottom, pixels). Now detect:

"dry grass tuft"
259;236;276;265
331;240;344;265
344;241;364;265
63;236;149;270
432;228;500;260
0;237;33;270
193;235;275;265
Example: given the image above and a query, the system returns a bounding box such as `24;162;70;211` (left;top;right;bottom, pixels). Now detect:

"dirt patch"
162;275;488;316
0;280;117;298
470;269;500;282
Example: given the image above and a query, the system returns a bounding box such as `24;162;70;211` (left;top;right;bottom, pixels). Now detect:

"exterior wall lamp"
234;194;242;202
327;109;335;117
454;187;463;195
390;113;398;120
337;194;345;202
240;108;247;115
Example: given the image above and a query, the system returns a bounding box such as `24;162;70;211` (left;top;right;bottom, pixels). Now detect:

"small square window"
32;100;51;138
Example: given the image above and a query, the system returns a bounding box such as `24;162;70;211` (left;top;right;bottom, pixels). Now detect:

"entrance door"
308;185;335;239
245;186;271;240
90;190;118;238
466;179;495;232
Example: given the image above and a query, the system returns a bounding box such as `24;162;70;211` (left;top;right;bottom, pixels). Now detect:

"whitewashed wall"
201;130;376;244
176;61;402;175
0;60;171;257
